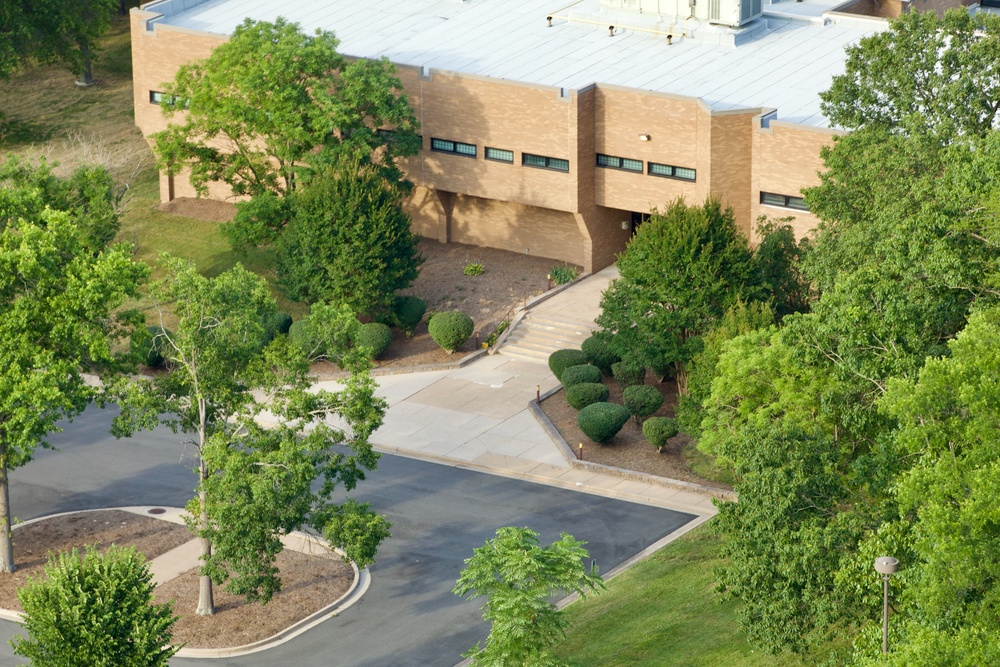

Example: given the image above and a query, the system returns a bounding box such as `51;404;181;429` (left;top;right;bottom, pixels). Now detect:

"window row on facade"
596;153;696;182
430;137;569;172
760;191;809;211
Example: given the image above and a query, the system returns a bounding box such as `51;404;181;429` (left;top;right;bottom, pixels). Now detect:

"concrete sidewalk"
315;267;721;518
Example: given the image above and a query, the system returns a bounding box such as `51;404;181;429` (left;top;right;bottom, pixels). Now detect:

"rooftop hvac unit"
702;0;762;26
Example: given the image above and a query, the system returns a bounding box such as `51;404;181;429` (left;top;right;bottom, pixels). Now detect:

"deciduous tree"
0;182;146;573
596;198;757;394
820;9;1000;140
113;259;388;615
454;527;604;667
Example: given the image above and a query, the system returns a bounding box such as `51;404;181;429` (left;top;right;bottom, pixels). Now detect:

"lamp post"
874;556;899;654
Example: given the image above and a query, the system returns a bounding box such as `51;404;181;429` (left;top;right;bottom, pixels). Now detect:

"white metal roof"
146;0;888;127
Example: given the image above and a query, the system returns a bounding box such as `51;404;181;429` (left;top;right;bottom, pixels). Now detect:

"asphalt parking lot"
0;406;697;666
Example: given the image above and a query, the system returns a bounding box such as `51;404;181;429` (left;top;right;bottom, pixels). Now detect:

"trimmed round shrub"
581;334;620;375
354;322;393;359
560;364;603;388
428;310;474;353
130;325;171;368
393;296;426;336
623;385;664;421
643;417;679;452
577;402;631;444
566;382;610;410
548;349;588;380
612;360;646;388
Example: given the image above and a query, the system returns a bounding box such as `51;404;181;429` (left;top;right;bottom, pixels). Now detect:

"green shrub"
581;334;620;375
393;296;426;336
548;349;588;380
561;364;603;388
577;402;631;444
612;360;646;388
565;382;610;410
623;385;664;421
428;310;474;353
643;417;679;452
650;359;676;383
130;325;171;368
289;319;324;358
463;262;485;276
548;263;578;285
354;322;393;359
262;311;293;344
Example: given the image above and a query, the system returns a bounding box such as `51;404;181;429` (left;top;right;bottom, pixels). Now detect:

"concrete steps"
498;314;595;363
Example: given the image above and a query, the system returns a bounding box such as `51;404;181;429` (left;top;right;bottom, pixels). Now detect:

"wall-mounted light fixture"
638;133;651;141
621;220;629;230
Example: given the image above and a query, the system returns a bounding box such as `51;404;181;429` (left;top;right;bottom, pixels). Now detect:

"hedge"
566;382;610;410
622;385;664;421
548;349;588;380
560;364;602;388
428;310;474;353
581;334;620;375
643;417;679;452
577;402;631;444
354;322;393;359
612;360;646;388
393;296;426;336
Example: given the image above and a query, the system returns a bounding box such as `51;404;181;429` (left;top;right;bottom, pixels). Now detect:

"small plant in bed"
463;262;485;276
548;263;578;285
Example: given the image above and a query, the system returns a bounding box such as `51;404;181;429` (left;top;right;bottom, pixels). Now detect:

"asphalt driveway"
0;406;697;666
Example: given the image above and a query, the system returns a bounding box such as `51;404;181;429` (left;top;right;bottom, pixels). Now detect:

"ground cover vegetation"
153;18;423;318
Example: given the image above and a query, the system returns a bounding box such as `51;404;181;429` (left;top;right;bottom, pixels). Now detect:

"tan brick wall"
593;86;702;213
750;120;837;242
710;111;758;239
449;195;586;267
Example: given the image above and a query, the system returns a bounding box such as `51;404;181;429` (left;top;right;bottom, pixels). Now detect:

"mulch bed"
0;510;354;651
539;372;733;490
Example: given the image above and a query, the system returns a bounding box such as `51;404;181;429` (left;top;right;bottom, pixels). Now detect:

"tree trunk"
76;44;95;86
0;463;13;574
675;361;689;397
195;457;214;615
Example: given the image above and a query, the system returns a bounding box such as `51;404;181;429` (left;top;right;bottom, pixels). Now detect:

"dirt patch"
159;197;237;223
0;510;191;611
0;510;355;651
539;374;732;489
155;548;353;649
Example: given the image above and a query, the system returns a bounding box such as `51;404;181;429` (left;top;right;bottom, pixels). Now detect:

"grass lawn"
553;526;804;667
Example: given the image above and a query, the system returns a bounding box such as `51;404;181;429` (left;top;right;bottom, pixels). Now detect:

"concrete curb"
311;348;488;381
0;507;369;659
528;387;738;502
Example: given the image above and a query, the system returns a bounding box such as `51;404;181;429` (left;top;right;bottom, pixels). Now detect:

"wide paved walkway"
315;266;719;517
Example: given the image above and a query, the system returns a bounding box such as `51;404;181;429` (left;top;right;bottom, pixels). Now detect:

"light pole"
874;556;899;654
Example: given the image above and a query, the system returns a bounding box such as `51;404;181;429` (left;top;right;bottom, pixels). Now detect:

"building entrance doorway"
631;211;651;236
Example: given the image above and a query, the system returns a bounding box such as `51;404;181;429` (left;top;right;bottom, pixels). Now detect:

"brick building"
128;0;967;272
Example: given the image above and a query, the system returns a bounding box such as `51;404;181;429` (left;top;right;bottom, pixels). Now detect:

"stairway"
497;313;595;363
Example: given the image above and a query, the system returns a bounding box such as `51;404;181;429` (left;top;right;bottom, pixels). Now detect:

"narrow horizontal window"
523;153;569;172
149;90;189;108
485;147;514;163
648;162;696;182
598;154;642;172
760;192;809;211
431;137;476;158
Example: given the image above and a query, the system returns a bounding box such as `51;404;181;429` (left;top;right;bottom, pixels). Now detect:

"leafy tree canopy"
820;9;1000;140
113;258;388;613
596;198;757;394
454;527;604;667
153;18;419;225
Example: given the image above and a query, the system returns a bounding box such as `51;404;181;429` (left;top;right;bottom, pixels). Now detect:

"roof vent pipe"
609;24;615;36
547;15;553;26
667;34;673;44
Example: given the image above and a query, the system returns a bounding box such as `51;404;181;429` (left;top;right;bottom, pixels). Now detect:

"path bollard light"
578;443;583;460
536;385;540;404
874;556;899;654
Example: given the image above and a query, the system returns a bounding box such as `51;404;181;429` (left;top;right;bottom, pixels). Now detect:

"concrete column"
435;190;456;244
